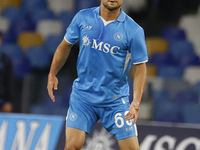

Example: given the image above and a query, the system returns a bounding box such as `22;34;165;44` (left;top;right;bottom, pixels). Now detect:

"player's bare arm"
47;39;72;102
125;63;147;124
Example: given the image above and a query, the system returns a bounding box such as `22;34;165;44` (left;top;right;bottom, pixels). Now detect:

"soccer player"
47;0;148;149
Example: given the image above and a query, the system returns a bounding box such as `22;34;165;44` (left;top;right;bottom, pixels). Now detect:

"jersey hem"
71;89;129;107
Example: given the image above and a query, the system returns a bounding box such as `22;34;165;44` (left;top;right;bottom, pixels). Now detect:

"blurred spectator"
0;31;15;113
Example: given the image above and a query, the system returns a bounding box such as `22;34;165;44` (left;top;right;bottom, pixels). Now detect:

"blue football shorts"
65;95;138;140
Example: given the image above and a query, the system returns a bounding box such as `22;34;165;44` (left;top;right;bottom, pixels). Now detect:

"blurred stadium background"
0;0;200;149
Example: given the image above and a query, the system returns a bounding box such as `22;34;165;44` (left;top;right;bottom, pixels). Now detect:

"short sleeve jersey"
64;6;148;107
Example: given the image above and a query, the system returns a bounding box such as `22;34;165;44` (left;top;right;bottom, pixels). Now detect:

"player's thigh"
66;96;98;134
118;136;140;150
101;98;138;140
65;127;87;150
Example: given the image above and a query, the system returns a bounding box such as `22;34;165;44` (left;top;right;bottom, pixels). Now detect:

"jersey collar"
94;6;126;22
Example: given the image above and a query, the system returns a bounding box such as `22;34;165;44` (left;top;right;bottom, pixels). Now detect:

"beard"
102;2;121;11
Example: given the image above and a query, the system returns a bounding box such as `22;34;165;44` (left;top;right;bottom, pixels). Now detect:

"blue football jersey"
64;6;148;107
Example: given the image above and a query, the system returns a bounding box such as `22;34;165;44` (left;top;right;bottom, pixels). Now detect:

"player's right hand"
47;74;58;102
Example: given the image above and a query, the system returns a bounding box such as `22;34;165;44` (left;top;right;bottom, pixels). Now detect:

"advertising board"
0;113;64;150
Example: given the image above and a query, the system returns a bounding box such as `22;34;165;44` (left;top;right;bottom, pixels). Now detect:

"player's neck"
100;6;121;21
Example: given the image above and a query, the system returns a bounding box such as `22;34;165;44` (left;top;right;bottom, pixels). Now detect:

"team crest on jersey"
114;32;123;41
82;35;91;47
69;113;78;121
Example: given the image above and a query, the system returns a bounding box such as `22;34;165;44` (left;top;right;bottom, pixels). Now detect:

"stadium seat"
44;35;63;56
149;52;174;67
157;65;183;80
178;14;200;56
193;81;200;93
161;27;186;41
0;17;10;33
26;46;50;70
22;0;47;14
58;11;76;29
183;66;200;85
190;32;200;57
152;90;171;102
12;55;30;79
30;9;55;24
153;100;183;123
179;14;200;36
2;7;25;24
0;44;30;79
147;64;157;77
193;81;200;102
182;103;200;124
75;0;100;11
163;79;192;99
0;0;21;11
1;30;17;43
11;20;36;36
36;19;64;40
145;37;168;57
47;0;75;15
148;77;164;91
17;31;43;51
168;40;194;62
178;53;200;68
173;89;199;103
0;44;22;59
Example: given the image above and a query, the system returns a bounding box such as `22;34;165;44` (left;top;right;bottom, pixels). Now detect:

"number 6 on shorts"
115;111;133;128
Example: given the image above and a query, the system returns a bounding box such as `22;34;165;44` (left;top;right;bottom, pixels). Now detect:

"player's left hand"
125;100;140;124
